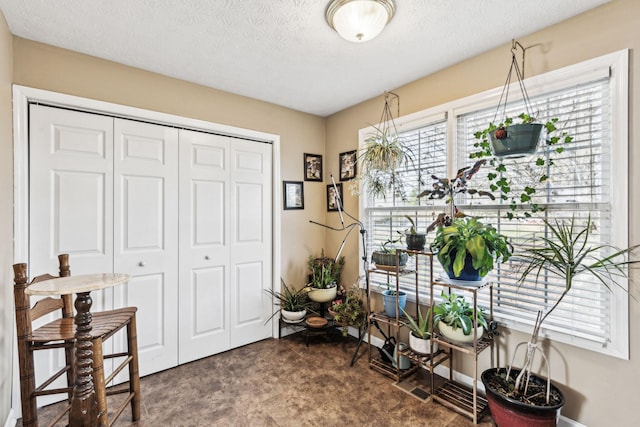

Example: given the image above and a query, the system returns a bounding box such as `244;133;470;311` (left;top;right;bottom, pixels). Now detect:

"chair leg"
17;344;38;427
127;314;141;421
92;337;108;427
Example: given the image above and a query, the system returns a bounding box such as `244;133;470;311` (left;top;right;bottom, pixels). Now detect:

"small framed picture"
304;153;323;181
339;150;357;181
283;181;304;210
326;183;343;212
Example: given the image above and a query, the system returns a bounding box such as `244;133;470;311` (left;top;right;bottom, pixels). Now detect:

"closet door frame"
11;85;283;411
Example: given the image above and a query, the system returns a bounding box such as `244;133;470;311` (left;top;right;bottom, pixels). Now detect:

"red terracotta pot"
482;368;565;427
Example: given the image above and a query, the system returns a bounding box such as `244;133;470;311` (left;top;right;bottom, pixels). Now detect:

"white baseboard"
4;409;17;427
353;328;587;427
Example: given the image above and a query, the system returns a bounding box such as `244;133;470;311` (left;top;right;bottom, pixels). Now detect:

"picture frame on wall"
339;150;357;181
326;183;343;212
283;181;304;210
304;153;323;181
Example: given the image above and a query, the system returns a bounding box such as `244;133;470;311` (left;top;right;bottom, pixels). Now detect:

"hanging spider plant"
356;92;413;199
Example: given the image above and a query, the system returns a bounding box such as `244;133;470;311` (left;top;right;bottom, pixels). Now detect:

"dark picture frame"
283;181;304;210
339;150;357;181
304;153;323;181
326;183;343;212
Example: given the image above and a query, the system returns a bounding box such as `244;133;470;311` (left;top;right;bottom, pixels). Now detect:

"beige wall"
0;9;14;426
326;0;639;425
11;37;328;288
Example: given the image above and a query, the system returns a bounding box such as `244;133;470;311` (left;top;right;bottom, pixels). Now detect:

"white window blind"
364;118;448;294
456;77;612;345
360;50;629;358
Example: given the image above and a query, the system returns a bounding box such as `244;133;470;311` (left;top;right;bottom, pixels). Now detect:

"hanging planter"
489;122;543;158
356;92;413;200
470;40;574;220
486;40;544;159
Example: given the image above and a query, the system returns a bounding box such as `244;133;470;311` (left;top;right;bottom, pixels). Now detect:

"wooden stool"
13;254;141;426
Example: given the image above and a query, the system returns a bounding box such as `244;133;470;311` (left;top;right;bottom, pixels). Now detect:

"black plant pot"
481;368;565;427
406;233;426;251
489;123;543;159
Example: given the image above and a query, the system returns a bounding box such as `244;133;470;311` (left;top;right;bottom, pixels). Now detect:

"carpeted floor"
20;332;493;426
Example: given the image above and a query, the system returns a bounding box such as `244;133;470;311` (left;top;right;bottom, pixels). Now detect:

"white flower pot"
438;322;484;345
409;333;438;355
307;286;337;303
281;309;306;322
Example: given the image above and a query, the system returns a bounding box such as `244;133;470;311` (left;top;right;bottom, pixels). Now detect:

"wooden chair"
13;254;141;426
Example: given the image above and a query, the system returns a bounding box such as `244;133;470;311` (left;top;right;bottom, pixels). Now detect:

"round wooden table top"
25;273;131;295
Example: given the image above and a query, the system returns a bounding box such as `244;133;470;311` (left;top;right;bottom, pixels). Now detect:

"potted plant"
329;284;366;337
306;251;345;303
371;236;408;270
430;216;512;282
470;113;573;220
433;291;488;345
379;286;407;319
481;215;640;426
356;92;413;200
404;215;426;251
401;306;438;355
469;40;574;220
264;279;314;324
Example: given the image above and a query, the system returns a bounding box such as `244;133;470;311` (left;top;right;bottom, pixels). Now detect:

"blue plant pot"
382;289;407;318
443;254;482;282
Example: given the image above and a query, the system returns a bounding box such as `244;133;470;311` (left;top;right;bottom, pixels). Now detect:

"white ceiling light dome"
326;0;395;43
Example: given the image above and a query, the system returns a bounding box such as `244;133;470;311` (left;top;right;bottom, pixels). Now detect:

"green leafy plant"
354;92;414;200
469;113;573;220
308;250;345;289
264;279;313;323
358;125;413;199
430;217;512;278
377;235;404;254
401;306;433;339
404;215;419;235
371;235;409;274
433;291;488;336
330;284;366;336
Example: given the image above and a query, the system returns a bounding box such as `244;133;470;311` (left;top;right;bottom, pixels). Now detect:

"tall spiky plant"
510;215;639;402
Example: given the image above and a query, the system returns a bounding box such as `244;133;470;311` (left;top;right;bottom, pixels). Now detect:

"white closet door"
28;105;114;406
113;119;179;376
229;139;272;347
178;130;231;363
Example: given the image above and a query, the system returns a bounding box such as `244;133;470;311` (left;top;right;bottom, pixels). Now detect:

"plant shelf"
432;378;490;421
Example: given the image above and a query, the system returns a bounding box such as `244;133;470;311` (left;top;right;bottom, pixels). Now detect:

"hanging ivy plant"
468;40;574;219
469;113;573;219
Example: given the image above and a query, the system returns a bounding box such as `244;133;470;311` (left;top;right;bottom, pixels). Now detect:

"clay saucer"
305;316;328;328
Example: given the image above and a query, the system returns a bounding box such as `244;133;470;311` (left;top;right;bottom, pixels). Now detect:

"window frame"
358;49;630;359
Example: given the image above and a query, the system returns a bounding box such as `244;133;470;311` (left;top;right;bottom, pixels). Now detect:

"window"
360;50;629;358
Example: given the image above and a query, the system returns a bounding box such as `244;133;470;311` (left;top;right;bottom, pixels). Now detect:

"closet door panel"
229;141;272;347
29;105;114;286
178;130;230;363
113;118;179;376
28;105;114;407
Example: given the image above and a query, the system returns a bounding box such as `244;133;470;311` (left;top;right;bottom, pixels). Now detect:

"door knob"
138;261;146;267
204;255;210;260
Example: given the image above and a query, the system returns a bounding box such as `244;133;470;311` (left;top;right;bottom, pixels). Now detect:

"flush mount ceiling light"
325;0;395;43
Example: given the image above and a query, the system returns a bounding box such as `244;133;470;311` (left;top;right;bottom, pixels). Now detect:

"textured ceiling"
0;0;608;116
